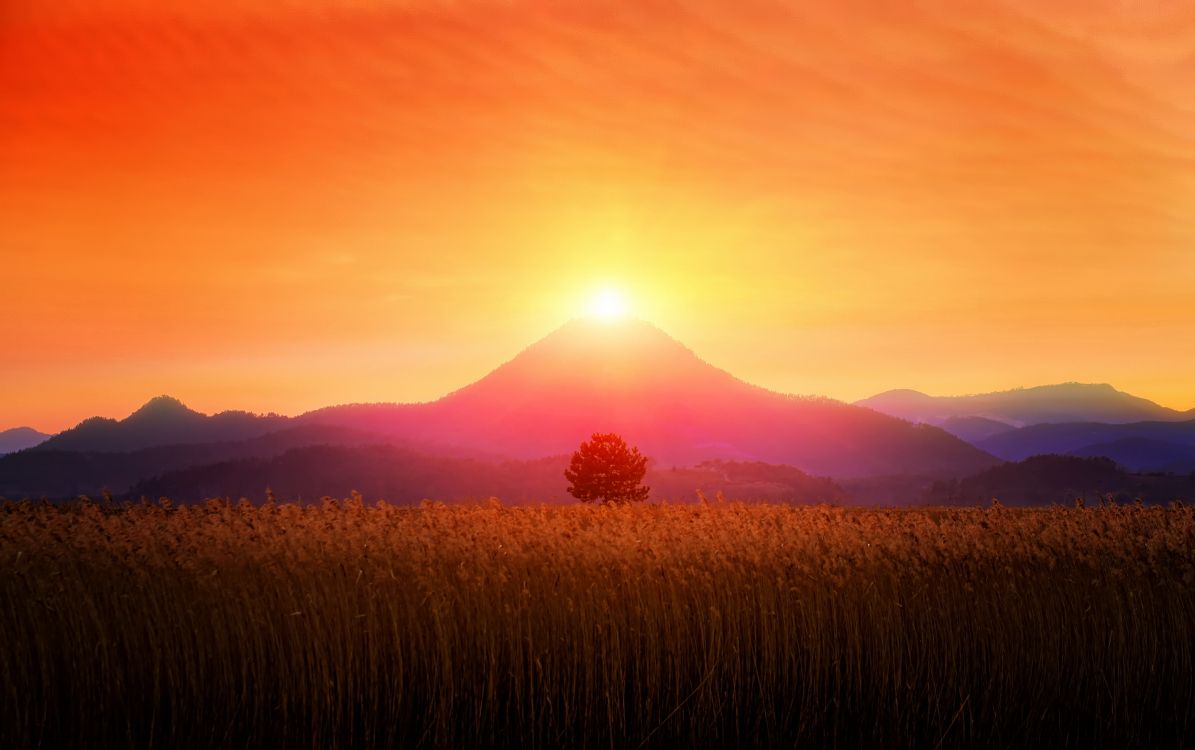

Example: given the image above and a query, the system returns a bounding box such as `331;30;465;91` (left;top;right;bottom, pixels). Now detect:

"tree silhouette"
565;433;650;504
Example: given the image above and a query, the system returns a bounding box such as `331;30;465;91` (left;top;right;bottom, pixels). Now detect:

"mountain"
0;427;49;454
924;455;1195;507
2;319;999;498
978;419;1195;468
1068;438;1195;474
301;319;997;478
129;445;567;503
938;416;1017;443
858;383;1184;428
0;424;424;498
35;396;291;452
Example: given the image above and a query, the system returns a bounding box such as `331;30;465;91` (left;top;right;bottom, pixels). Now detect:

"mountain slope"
978;419;1195;467
0;427;49;454
0;424;417;498
128;446;584;503
1068;438;1195;474
303;319;997;478
925;455;1195;506
939;416;1017;443
858;383;1184;427
35;396;290;452
132;447;844;505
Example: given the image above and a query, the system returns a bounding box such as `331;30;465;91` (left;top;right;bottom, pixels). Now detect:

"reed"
2;497;1192;748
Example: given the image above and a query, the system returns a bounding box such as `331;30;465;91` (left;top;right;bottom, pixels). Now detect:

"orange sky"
3;0;1195;432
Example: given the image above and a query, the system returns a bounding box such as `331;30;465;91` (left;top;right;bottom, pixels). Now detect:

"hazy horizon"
7;315;1194;434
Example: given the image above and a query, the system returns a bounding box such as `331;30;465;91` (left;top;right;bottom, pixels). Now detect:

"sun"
587;288;631;321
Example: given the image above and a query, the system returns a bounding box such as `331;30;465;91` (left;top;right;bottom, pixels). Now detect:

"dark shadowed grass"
2;498;1193;748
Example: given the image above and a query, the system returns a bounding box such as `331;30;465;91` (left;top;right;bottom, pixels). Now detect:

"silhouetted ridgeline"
35;395;289;452
926;455;1195;506
937;415;1017;443
21;321;1001;484
2;319;1004;498
131;446;566;503
0;426;426;498
0;427;49;454
8;436;1195;507
977;419;1195;471
859;382;1189;426
8;439;1195;507
11;323;1195;503
128;449;844;505
1070;438;1195;473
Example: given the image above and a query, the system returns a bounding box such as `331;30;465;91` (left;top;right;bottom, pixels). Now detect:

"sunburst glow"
587;288;631;321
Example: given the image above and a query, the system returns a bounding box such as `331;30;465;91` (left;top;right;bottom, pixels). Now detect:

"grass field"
2;497;1194;748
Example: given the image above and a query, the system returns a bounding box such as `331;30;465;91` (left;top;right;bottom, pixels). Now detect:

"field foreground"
3;499;1194;748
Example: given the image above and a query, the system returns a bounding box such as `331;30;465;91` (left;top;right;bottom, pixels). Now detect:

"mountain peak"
868;388;932;400
0;426;50;454
299;319;996;477
33;395;287;453
129;395;196;420
539;316;689;351
445;317;752;406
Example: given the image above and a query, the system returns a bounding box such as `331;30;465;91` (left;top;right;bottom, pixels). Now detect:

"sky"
3;0;1195;432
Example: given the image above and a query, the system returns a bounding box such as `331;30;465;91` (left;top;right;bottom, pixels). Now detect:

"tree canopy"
564;433;650;504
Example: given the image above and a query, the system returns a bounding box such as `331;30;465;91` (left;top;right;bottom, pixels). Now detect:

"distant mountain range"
37;396;290;452
0;425;430;498
0;319;995;499
858;383;1195;474
975;420;1195;473
924;455;1195;507
4;320;1194;503
858;383;1191;432
0;427;49;455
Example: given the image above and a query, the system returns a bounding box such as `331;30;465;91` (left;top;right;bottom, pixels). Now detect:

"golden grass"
2;497;1194;748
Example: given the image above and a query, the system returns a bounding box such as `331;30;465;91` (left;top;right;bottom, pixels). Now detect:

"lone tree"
565;433;650;504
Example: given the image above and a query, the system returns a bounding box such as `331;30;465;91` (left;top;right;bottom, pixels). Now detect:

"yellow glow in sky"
3;0;1195;431
587;288;631;322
